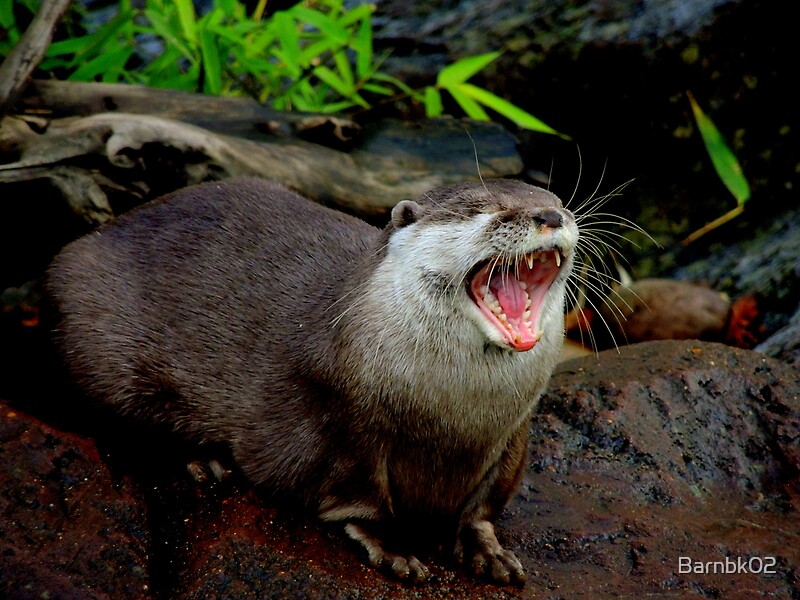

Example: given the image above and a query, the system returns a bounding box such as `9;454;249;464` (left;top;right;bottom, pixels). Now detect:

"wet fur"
45;177;578;583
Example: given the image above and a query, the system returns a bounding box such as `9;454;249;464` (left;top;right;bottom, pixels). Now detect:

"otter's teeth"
526;253;535;269
484;289;503;316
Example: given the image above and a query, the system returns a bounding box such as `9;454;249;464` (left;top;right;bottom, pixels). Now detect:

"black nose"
534;209;563;229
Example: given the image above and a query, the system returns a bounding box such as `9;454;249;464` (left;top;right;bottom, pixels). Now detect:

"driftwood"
2;80;524;223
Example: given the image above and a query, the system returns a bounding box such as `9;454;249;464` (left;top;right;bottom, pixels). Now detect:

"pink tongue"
489;275;526;319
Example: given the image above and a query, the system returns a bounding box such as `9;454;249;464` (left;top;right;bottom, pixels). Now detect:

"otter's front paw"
344;523;431;582
456;520;526;585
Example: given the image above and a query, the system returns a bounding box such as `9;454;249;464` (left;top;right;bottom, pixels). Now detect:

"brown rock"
1;340;798;598
0;403;150;600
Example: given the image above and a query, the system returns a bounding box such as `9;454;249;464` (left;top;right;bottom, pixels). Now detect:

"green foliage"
682;91;751;244
687;91;750;204
0;0;560;133
423;52;564;137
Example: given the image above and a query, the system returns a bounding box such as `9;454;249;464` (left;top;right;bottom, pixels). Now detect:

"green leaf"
47;35;98;57
371;71;415;95
174;0;198;45
318;100;359;114
423;86;443;117
47;8;133;61
333;49;354;87
457;83;564;137
290;6;350;45
436;51;500;86
313;65;352;97
145;9;196;62
447;85;490;120
217;0;239;18
199;29;222;94
336;4;374;28
361;82;395;96
274;11;302;70
68;47;134;81
0;0;16;30
688;91;751;204
353;15;373;80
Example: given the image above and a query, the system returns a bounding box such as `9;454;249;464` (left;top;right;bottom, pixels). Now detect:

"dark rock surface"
0;404;150;600
2;339;798;599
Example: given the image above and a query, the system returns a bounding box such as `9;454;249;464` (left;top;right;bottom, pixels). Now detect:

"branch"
0;0;73;117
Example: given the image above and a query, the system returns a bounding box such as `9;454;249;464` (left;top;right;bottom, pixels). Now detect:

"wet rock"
0;404;150;600
757;305;800;369
1;339;798;598
675;206;800;360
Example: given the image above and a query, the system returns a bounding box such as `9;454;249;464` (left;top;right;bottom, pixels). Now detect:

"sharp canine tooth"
526;253;534;269
555;252;562;267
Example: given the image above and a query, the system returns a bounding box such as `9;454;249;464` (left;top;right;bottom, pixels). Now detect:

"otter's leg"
344;522;431;582
317;455;431;582
454;421;528;584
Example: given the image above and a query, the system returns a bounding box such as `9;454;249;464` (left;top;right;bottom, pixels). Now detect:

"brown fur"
45;177;577;584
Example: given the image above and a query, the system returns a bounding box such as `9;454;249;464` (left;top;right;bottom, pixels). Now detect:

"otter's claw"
456;519;526;585
344;523;431;582
470;547;526;584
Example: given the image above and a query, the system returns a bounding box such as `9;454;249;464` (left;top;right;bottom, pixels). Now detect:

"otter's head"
385;179;578;353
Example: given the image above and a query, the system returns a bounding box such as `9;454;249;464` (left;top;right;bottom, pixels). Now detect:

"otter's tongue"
470;252;561;351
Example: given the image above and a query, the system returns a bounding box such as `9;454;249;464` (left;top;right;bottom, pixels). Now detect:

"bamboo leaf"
290;6;349;45
48;9;133;60
457;83;565;137
199;29;222;94
447;84;490;120
0;0;16;29
361;82;395;96
423;86;443;117
437;51;500;86
174;0;198;45
353;15;373;80
314;65;351;97
337;4;374;28
333;49;354;87
68;47;134;81
687;91;751;204
371;71;415;95
145;9;196;62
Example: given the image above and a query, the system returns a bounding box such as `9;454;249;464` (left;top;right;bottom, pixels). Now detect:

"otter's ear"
391;200;422;229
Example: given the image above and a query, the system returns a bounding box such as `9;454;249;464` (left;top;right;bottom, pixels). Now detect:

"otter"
45;177;578;584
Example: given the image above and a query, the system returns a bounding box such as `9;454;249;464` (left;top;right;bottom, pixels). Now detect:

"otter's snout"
533;209;564;229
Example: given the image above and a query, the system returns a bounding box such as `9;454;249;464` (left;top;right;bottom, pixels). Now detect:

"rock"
1;339;798;598
0;404;150;600
592;278;731;349
757;305;800;369
674;206;800;360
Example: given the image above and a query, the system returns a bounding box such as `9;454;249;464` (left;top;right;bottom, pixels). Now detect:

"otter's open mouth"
468;250;564;352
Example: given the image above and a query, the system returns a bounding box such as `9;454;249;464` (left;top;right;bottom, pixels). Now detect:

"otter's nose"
533;209;563;229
